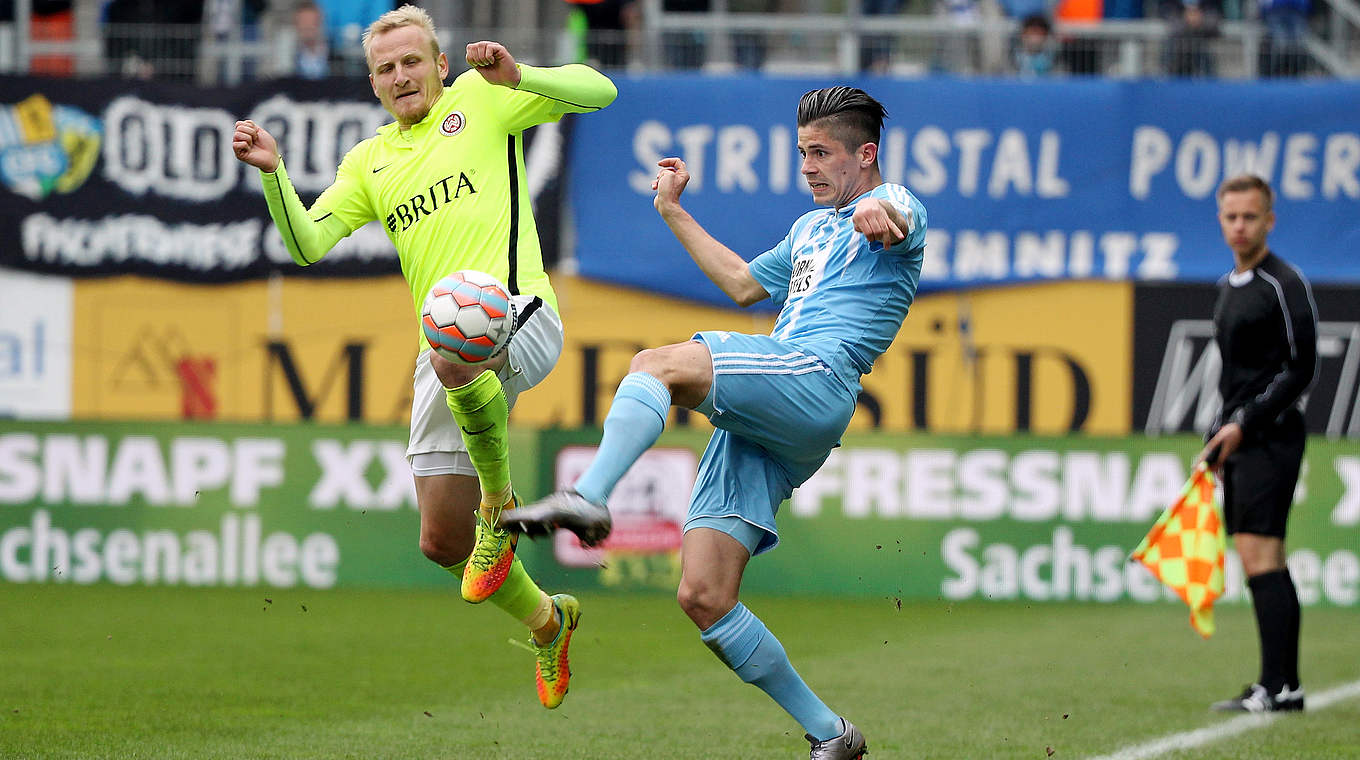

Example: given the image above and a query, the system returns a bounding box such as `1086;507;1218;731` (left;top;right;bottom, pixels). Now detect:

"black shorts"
1221;410;1305;538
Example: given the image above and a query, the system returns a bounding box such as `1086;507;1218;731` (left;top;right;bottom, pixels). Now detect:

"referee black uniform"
1210;249;1318;710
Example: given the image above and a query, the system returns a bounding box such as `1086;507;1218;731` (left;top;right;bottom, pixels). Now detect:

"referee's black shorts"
1221;409;1306;538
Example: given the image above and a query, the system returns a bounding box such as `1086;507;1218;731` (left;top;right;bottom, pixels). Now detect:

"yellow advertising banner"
533;278;1132;436
72;276;1130;435
72;276;419;423
854;281;1132;435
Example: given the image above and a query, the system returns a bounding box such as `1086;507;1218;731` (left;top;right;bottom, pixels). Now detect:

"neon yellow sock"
445;557;550;628
446;370;513;512
492;558;552;627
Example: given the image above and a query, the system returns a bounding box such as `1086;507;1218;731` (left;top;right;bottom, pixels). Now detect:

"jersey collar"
1225;250;1273;286
832;187;881;217
376;84;456;147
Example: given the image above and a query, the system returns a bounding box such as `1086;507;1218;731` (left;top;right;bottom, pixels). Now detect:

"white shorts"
406;295;563;477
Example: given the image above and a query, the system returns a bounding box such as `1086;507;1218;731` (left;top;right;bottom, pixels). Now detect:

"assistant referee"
1197;174;1318;714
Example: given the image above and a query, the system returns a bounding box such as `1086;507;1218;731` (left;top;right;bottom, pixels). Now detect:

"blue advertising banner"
570;76;1360;306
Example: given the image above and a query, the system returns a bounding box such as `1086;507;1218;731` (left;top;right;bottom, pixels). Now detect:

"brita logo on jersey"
439;111;465;137
385;172;477;234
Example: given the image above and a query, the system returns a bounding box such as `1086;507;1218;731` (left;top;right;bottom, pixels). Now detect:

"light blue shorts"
682;332;857;556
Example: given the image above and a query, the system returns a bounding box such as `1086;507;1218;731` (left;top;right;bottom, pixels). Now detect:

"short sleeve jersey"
747;183;927;387
312;70;565;317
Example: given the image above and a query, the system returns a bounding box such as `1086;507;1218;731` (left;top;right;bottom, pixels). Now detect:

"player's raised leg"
502;340;713;543
440;365;519;602
680;526;865;759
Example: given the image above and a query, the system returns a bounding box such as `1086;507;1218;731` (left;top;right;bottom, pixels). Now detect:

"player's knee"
628;347;666;377
629;345;702;395
1242;555;1285;577
419;531;469;567
430;352;498;389
676;579;732;629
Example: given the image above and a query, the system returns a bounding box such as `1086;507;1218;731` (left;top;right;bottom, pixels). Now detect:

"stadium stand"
0;0;1357;81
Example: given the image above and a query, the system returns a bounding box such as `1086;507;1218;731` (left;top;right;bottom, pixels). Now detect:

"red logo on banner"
177;357;217;419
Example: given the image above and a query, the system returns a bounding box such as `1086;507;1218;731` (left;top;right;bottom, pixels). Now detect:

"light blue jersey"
748;183;927;392
682;183;928;556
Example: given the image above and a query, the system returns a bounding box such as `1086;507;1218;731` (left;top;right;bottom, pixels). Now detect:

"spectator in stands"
659;0;709;69
1;0;74;74
730;0;775;70
564;0;638;69
646;0;767;71
1014;13;1061;76
860;0;904;73
1164;0;1219;77
0;0;71;22
102;0;205;81
1103;0;1143;18
1258;0;1310;76
994;0;1057;73
1054;0;1103;74
292;1;335;78
934;0;982;73
207;0;266;81
318;0;396;74
998;0;1057;22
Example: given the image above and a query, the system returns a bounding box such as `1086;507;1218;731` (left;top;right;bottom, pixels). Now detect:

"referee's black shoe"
1211;683;1305;713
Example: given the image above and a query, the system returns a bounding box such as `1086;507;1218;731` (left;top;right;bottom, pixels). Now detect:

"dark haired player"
507;86;926;759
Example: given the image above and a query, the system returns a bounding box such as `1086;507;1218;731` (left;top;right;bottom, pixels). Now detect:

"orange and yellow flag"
1130;463;1226;638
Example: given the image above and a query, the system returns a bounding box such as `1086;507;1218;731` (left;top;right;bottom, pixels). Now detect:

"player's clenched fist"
852;197;905;247
232;120;279;173
466;41;520;87
652;157;691;212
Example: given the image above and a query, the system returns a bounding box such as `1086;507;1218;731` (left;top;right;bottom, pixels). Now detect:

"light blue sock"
700;603;842;742
573;372;670;505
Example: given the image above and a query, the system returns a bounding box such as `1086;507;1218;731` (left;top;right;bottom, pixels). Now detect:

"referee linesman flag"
1130;463;1227;638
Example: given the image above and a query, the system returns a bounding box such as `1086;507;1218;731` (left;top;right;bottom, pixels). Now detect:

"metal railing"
0;4;1355;82
626;0;1354;78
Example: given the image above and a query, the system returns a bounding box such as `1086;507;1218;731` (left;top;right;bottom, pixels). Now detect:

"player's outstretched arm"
467;40;617;112
653;157;768;307
235;119;347;267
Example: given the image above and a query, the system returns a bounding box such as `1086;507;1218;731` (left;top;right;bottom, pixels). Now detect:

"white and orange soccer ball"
421;270;515;364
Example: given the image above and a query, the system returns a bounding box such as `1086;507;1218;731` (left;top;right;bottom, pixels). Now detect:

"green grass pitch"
2;584;1357;759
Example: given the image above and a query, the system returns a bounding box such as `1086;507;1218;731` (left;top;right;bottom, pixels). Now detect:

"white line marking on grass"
1086;680;1360;760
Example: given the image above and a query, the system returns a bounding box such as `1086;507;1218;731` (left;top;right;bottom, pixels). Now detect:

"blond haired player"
232;4;616;709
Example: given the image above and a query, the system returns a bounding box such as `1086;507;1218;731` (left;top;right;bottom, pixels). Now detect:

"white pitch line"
1085;679;1360;760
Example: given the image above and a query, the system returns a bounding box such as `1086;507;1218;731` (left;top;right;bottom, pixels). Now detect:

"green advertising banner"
3;421;1357;610
0;420;538;590
520;429;1360;609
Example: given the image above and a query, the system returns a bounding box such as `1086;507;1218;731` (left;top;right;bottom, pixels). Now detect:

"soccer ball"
421;270;515;364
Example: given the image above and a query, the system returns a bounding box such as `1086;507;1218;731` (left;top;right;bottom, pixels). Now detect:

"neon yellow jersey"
261;63;616;334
